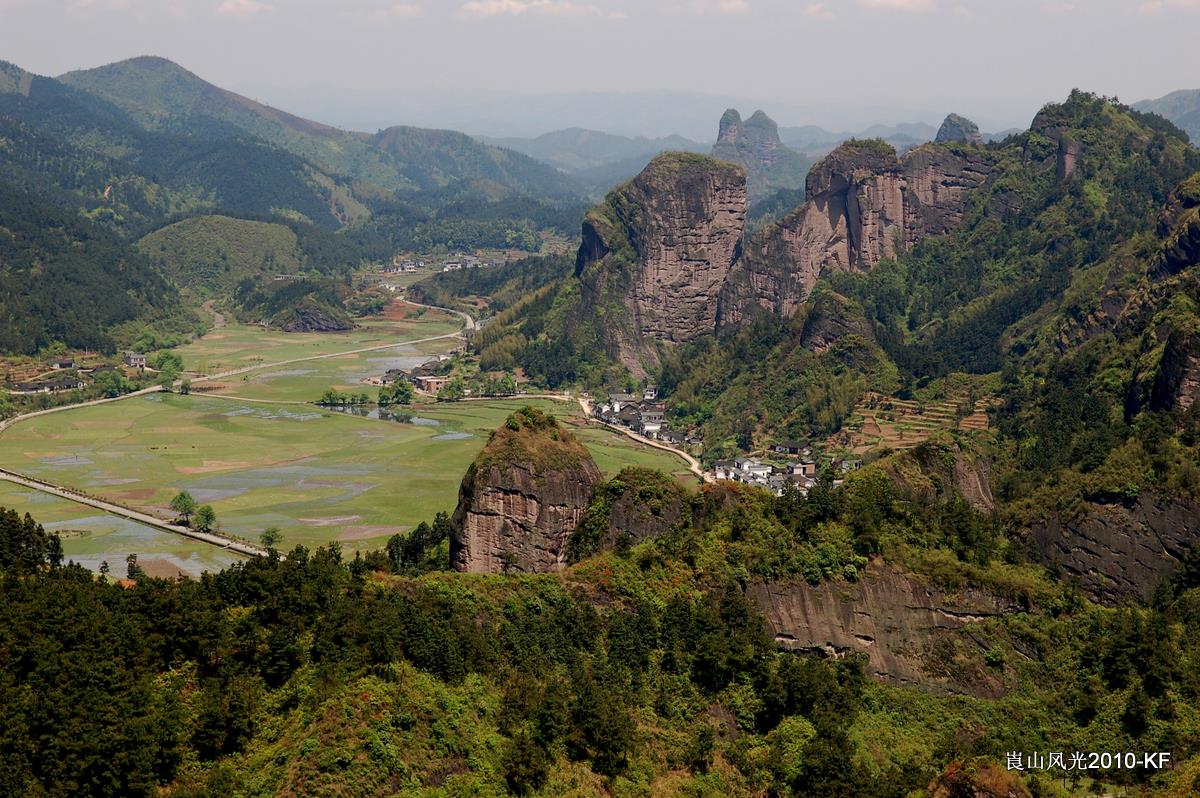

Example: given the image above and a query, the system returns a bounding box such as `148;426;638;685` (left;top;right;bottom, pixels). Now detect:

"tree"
99;560;110;576
379;381;414;406
438;377;466;402
126;553;144;580
194;505;217;533
179;379;191;395
95;370;130;398
170;491;197;525
260;527;283;550
502;730;550;796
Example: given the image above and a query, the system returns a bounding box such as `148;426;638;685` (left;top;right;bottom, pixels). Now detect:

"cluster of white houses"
712;453;861;496
593;387;698;447
440;254;502;272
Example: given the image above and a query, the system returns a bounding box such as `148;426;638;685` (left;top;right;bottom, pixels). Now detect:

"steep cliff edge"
450;407;603;574
711;109;811;202
719;139;996;324
574;152;747;375
748;562;1018;696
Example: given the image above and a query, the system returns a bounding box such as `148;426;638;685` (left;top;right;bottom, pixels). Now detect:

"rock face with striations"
575;152;747;376
1031;492;1200;604
711;109;810;202
450;407;603;574
934;113;983;144
719;139;996;324
747;562;1018;696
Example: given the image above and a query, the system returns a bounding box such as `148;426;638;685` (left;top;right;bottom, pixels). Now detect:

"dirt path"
0;466;264;558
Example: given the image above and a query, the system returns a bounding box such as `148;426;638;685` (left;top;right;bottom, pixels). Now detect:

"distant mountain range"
1135;88;1200;144
56;56;583;202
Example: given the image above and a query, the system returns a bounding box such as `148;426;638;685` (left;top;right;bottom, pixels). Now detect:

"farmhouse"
123;351;147;369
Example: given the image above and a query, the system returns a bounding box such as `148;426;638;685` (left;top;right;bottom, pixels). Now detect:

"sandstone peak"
574;152;747;375
713;108;809;201
935;113;983;144
719;137;997;324
449;407;602;573
718;108;743;140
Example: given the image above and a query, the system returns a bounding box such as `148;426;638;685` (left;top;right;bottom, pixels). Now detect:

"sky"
1;0;1197;138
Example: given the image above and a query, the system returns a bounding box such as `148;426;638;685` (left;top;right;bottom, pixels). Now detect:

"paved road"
0;466;266;557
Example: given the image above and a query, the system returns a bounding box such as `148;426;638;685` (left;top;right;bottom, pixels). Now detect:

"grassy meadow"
0;394;691;558
174;305;461;377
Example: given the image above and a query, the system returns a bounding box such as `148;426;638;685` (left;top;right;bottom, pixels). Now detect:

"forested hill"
0;56;592;354
58;56;583;200
0;181;185;354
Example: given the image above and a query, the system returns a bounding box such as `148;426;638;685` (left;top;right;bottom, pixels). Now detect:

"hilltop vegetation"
137;215;304;294
5;418;1200;796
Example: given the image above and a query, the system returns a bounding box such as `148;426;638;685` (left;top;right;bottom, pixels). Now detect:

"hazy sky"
2;0;1197;136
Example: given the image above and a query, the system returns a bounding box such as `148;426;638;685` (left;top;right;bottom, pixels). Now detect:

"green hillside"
137;215;304;294
0;60;356;230
0;182;192;354
1135;88;1200;144
60;57;583;201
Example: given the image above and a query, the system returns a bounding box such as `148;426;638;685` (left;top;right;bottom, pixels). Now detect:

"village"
1;350;152;398
589;387;861;494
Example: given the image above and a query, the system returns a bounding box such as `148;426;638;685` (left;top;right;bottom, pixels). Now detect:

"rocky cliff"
719;140;996;324
574;152;747;375
711;109;811;202
449;407;603;574
1031;492;1200;604
935;113;983;145
747;562;1017;696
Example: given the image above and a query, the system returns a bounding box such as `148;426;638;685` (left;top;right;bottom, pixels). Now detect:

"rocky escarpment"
566;467;689;562
450;407;602;574
276;300;355;333
719;139;996;323
711;109;810;202
748;562;1018;696
935;113;983;145
575;152;747;376
1031;492;1200;604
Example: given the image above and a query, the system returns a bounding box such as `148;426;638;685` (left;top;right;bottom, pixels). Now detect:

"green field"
204;339;457;403
174;309;461;377
0;395;691;560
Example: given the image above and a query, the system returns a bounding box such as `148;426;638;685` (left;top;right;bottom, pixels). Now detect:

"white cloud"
857;0;937;11
457;0;609;17
803;3;834;21
1040;1;1075;13
216;0;271;18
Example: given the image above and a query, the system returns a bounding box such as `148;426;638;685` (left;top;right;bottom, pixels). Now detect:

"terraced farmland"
831;390;993;455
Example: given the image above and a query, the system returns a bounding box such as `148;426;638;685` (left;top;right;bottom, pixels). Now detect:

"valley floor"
0;306;692;574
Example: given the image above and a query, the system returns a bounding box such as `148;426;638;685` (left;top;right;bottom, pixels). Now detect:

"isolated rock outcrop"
712;109;810;201
719;140;995;323
449;407;602;573
575;152;747;375
1032;492;1200;604
934;113;983;144
748;562;1017;696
